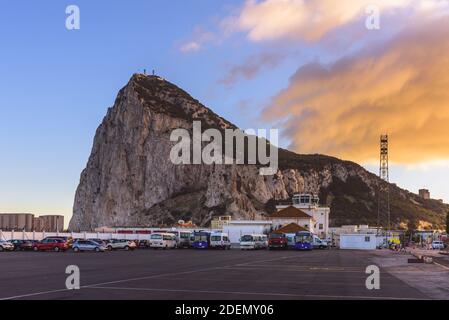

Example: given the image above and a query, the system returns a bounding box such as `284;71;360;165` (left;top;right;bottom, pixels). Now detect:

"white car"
210;232;231;250
240;234;267;250
106;239;136;251
149;233;177;249
0;240;15;252
432;241;445;250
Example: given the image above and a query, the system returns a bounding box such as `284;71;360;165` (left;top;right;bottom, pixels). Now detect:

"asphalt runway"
0;248;429;300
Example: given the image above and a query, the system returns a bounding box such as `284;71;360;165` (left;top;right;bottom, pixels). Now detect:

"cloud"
179;28;215;53
223;0;414;43
219;52;285;86
262;17;449;163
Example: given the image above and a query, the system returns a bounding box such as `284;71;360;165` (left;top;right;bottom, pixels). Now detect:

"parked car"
313;235;328;249
9;239;27;251
88;239;108;247
17;240;39;251
0;240;15;252
149;233;177;249
106;239;136;251
268;233;288;250
167;230;193;248
240;234;267;250
136;240;151;249
210;232;231;250
72;239;107;252
32;238;69;252
432;241;445;250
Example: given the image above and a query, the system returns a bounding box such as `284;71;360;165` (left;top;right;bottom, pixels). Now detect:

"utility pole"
377;134;391;246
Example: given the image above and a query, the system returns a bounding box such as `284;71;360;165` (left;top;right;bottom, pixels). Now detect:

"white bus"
210;232;231;250
149;233;177;249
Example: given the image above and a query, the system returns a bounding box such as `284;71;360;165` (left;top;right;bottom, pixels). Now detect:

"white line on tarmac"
0;256;292;300
86;285;427;300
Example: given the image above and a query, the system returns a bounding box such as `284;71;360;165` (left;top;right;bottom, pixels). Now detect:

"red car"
268;233;288;250
33;238;69;252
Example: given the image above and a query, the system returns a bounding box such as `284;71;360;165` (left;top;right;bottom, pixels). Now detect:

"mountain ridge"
69;74;448;231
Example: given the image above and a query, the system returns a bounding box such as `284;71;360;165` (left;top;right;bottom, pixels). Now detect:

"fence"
0;230;155;241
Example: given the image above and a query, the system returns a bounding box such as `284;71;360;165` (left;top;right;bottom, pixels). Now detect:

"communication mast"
377;134;391;242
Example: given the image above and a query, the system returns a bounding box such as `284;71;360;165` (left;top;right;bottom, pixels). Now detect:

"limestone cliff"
69;74;448;230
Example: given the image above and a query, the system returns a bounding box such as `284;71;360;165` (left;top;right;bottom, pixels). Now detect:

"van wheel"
95;247;100;252
73;247;80;253
54;247;60;252
107;246;113;251
125;246;130;251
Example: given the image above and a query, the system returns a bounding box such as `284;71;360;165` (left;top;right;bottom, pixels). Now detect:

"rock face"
69;74;448;231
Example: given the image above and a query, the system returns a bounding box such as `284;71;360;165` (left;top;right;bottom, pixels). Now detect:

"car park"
72;239;107;252
32;238;69;252
0;240;15;252
210;232;231;250
240;234;267;250
149;233;177;249
106;239;136;251
268;233;288;250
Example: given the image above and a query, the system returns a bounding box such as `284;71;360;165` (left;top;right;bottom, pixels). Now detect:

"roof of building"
276;223;309;234
270;206;311;219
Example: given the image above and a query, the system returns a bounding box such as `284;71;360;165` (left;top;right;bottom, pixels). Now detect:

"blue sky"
1;1;448;227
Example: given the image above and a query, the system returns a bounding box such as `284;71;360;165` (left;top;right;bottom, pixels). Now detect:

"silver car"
0;240;15;252
72;240;107;252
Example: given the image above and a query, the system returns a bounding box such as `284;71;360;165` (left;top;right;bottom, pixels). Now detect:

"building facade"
0;213;34;231
276;194;330;238
35;215;64;232
419;189;430;200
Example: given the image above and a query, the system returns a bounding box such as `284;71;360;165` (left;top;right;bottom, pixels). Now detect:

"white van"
240;234;267;250
149;233;177;249
210;232;231;250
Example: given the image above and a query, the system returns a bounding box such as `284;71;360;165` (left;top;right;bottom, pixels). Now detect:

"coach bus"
294;231;314;250
192;231;211;249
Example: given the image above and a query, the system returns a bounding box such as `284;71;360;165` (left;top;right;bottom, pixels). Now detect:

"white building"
269;206;315;233
276;194;330;238
340;234;378;250
223;220;273;244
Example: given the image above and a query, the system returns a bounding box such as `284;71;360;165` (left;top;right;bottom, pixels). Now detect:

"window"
211;236;221;241
365;236;370;242
319;224;323;230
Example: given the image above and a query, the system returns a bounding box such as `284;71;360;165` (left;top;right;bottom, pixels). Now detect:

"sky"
1;1;448;227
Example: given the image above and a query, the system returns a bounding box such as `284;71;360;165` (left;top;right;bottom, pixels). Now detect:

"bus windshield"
296;232;312;243
241;235;254;242
194;235;208;242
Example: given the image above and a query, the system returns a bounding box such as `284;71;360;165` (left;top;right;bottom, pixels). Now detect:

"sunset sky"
1;1;448;226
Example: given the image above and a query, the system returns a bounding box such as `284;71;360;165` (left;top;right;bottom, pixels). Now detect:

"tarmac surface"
0;248;444;300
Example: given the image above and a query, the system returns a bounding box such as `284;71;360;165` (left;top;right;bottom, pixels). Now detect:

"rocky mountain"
69;74;448;231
